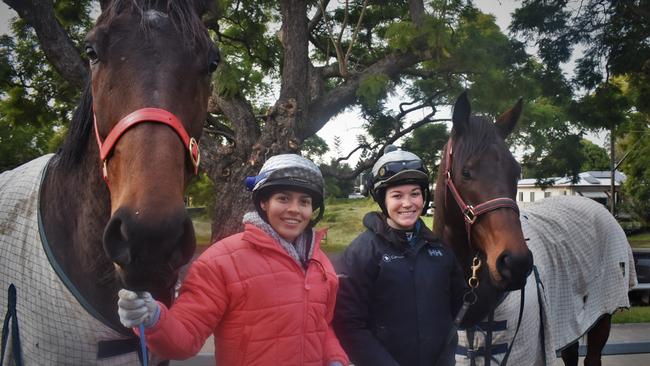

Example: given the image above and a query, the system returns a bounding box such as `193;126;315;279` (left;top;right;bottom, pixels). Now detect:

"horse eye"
85;46;99;64
208;59;219;73
461;168;471;179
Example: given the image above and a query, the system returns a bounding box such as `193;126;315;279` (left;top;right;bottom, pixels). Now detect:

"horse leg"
561;341;579;366
583;314;611;366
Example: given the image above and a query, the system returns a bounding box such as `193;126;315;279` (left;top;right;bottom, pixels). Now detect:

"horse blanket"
0;155;143;365
455;195;637;366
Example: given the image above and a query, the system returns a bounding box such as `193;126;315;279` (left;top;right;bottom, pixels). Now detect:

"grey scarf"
242;211;315;271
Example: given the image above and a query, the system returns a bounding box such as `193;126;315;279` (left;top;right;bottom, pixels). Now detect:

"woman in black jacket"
334;146;465;366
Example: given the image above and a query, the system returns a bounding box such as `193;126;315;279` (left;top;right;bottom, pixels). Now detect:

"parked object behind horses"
434;92;636;366
1;1;217;364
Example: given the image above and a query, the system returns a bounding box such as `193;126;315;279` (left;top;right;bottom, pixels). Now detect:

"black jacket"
333;212;465;366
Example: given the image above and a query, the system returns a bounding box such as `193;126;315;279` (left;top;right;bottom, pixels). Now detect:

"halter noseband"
444;136;519;246
93;108;200;184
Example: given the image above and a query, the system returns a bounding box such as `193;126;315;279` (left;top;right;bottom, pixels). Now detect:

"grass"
613;306;650;324
629;231;650;248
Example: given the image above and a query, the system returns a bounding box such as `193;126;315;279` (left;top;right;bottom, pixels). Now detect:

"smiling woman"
333;145;465;366
116;153;350;366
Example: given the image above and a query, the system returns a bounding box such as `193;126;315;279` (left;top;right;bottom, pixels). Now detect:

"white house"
517;170;627;207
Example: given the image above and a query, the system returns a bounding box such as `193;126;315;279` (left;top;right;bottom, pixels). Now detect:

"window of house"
544;191;551;198
530;192;535;202
518;192;524;201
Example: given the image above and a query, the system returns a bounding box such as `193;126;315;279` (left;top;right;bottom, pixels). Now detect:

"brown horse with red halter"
1;1;218;364
435;92;625;366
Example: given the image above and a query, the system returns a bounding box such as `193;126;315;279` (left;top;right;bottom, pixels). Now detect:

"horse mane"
58;82;94;171
433;115;500;235
98;0;212;51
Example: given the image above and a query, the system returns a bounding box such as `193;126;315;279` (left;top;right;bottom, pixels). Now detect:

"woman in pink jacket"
117;154;349;366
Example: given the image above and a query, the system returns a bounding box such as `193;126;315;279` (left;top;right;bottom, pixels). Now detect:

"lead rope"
436;255;481;366
139;324;148;366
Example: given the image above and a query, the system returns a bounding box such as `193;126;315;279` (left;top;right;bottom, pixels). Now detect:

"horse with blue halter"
0;1;218;364
434;92;636;366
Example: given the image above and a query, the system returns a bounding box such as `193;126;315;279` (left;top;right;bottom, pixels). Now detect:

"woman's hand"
117;289;160;328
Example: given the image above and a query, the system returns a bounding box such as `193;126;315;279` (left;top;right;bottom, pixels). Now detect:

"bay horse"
0;1;218;364
434;92;636;366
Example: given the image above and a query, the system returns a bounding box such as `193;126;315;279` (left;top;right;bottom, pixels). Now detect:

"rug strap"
1;284;23;366
500;286;525;365
533;265;546;365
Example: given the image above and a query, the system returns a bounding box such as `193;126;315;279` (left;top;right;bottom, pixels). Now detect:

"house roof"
518;170;627;188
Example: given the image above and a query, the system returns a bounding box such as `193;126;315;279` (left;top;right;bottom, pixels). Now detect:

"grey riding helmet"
245;154;325;225
366;145;430;215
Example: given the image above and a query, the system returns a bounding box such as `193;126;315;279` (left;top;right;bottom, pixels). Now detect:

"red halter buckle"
94;108;200;184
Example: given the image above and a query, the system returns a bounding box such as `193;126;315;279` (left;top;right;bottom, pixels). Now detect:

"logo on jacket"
428;248;443;257
382;254;405;262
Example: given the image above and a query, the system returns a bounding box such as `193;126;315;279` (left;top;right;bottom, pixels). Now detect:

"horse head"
435;92;532;294
86;0;218;293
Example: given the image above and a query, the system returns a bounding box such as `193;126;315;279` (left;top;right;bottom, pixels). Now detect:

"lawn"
629;231;650;248
613;306;650;324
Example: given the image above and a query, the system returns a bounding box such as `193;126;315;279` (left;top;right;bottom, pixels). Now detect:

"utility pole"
609;130;616;215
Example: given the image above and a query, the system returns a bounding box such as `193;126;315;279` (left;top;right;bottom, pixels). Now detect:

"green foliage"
301;135;329;161
384;21;418;51
401;123;449;179
579;139;609;172
186;172;216;218
619;114;650;229
356;73;390;110
0;0;93;172
321;159;355;199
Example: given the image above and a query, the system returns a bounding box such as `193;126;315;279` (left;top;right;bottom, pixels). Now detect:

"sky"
0;1;606;162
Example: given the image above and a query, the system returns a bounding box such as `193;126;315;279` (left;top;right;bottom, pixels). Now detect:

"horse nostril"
497;249;534;290
497;252;513;280
103;214;131;267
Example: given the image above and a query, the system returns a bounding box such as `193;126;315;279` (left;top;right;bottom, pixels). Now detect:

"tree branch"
304;51;421;138
3;0;88;90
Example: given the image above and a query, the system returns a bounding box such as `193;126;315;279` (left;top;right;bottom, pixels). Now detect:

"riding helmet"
245;154;325;225
365;145;430;216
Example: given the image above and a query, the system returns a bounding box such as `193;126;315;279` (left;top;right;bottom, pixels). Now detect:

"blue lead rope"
139;324;148;366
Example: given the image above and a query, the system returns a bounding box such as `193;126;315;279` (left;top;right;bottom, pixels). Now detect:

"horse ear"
452;91;471;135
495;98;523;139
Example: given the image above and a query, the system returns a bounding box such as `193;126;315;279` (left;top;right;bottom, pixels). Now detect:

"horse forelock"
433;115;500;235
98;0;212;51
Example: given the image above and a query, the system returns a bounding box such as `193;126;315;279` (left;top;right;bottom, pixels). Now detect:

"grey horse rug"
455;195;637;366
0;155;143;365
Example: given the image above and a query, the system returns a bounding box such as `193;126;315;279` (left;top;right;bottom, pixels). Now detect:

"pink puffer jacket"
140;224;349;366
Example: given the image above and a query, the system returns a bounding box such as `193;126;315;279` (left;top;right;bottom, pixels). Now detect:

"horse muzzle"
103;206;196;289
495;248;533;291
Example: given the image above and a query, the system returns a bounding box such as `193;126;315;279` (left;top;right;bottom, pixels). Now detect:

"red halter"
94;108;200;184
444;136;519;245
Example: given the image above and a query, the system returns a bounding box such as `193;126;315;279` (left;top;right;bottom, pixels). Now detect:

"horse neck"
40;140;123;328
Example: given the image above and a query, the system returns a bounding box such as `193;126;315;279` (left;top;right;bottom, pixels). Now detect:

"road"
170;322;650;365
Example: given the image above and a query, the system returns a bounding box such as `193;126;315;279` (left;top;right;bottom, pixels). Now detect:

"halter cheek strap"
94;108;200;184
444;137;519;246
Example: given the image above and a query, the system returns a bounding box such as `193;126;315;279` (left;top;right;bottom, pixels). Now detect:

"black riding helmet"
245;154;325;226
364;145;430;216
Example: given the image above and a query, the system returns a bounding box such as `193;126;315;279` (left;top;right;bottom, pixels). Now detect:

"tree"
579;139;609;172
401;122;448;180
4;0;543;240
0;0;93;170
510;0;649;211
